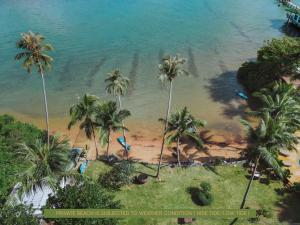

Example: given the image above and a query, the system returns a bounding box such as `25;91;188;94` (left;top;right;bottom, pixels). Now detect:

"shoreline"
3;110;248;164
4;109;300;182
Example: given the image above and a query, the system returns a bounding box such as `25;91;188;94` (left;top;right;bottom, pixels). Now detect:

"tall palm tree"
15;31;54;148
68;94;100;158
156;55;188;178
17;135;72;194
95;101;130;157
239;112;296;210
159;107;205;166
105;69;130;153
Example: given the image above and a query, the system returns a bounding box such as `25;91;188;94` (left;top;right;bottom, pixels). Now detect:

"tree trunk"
229;154;261;225
106;130;111;157
39;65;50;149
118;95;128;159
156;80;173;178
91;124;99;159
240;154;261;209
176;137;181;167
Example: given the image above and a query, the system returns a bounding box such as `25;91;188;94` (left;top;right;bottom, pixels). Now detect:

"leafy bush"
0;204;39;225
99;161;135;190
237;37;300;92
196;191;213;206
45;181;121;225
0;114;42;146
200;181;211;192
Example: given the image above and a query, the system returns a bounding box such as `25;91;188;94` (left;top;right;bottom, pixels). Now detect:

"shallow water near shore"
0;0;287;136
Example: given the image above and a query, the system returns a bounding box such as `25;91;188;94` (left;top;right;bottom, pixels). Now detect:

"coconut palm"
95;101;130;157
68;94;100;158
15;31;54;148
105;69;130;153
249;81;300;132
239;112;296;210
156;55;188;178
17;135;72;194
159;107;206;166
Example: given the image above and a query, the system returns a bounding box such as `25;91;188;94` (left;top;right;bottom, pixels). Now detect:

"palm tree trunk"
91;124;99;159
176;137;181;167
118;95;128;159
156;80;173;178
72;129;81;148
106;130;111;157
229;154;261;225
240;154;261;209
39;64;50;149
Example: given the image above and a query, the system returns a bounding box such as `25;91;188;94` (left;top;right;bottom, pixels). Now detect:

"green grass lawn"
86;161;298;225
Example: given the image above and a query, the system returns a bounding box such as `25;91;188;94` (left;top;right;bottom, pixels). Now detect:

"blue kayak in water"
235;90;248;100
79;160;89;174
117;137;131;151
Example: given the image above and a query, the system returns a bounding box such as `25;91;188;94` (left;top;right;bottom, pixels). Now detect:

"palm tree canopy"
241;112;298;152
241;113;296;181
249;81;300;131
68;94;100;139
158;55;188;82
15;31;54;73
17;135;72;193
105;69;130;96
159;107;206;147
95;101;131;146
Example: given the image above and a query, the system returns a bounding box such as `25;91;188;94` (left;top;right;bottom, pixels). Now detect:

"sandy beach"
6;110;300;182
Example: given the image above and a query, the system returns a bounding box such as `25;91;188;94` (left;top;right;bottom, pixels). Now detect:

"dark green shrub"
237;37;300;92
200;181;211;192
99;161;135;190
196;191;213;206
0;204;39;225
45;181;121;225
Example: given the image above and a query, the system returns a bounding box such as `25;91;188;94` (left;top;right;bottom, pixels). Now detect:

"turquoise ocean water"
0;0;288;134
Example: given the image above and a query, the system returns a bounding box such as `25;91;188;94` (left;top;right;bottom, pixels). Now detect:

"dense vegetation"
45;181;122;225
0;114;42;200
237;37;300;92
0;204;40;225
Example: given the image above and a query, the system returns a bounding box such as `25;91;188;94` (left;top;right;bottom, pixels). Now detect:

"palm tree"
159;107;205;166
249;81;300;132
239;112;296;210
15;31;54;148
68;94;100;158
95;101;130;157
156;55;188;178
105;69;130;153
17;135;72;194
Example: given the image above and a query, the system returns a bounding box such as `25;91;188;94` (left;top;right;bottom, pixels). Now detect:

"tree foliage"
0;204;39;225
105;69;130;97
45;181;121;225
15;31;53;73
95;101;130;156
17;136;73;194
98;161;135;190
237;37;300;92
0;115;42;199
